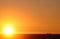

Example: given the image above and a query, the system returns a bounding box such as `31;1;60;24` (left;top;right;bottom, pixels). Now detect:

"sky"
0;0;60;34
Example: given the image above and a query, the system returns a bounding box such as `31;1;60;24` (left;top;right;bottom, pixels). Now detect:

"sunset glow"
0;0;60;34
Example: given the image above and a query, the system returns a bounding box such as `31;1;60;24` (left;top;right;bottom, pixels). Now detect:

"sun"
5;27;12;34
4;26;13;35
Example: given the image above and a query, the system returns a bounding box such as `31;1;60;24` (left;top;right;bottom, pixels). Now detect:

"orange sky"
0;0;60;34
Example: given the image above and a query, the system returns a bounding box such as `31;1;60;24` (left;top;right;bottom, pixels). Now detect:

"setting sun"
3;26;13;35
5;27;12;34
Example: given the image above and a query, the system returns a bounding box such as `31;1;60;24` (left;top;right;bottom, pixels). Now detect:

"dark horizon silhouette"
0;34;60;39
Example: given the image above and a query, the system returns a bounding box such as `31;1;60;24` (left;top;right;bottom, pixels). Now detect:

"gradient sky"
0;0;60;34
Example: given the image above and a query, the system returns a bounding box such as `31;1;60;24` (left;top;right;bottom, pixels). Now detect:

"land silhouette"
0;34;60;39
